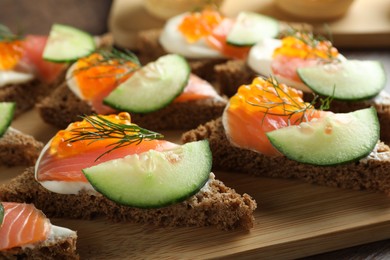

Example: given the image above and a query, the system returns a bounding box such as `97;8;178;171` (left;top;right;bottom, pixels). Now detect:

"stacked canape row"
0;111;257;257
135;6;389;143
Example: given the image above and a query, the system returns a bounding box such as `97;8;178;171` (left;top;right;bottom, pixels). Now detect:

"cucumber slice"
0;102;15;137
104;54;190;113
226;12;279;47
266;107;379;166
297;60;386;101
43;24;96;62
83;140;212;208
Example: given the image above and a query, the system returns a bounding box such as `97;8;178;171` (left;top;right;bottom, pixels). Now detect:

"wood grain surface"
1;94;390;259
44;177;390;259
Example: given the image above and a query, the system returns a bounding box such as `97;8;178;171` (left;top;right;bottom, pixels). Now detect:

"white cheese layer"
21;224;77;250
0;70;34;87
360;142;390;164
35;140;97;195
66;62;84;100
197;172;215;194
372;90;390;105
39;180;96;195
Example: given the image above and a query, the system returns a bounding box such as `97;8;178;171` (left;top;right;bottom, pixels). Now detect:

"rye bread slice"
0;79;54;117
0;67;67;117
181;117;390;195
0;127;43;167
0;167;256;231
215;60;257;97
37;82;227;130
0;79;43;117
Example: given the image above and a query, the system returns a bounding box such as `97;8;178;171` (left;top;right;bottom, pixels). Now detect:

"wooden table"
1;0;390;258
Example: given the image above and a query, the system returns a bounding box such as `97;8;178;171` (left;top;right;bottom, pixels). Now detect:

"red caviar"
0;41;24;70
50;112;133;158
73;53;138;101
229;77;311;117
273;33;339;60
178;8;223;43
178;8;251;59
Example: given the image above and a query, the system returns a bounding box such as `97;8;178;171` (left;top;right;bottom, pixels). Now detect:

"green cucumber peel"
226;12;279;47
104;54;190;113
0;102;15;137
83;140;212;208
298;60;386;101
43;23;96;62
0;202;4;227
267;107;380;166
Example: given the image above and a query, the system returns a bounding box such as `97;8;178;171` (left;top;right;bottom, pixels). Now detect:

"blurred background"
0;0;112;35
0;0;389;49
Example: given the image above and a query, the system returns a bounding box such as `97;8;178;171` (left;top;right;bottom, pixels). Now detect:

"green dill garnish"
65;114;164;160
70;48;141;81
286;29;323;47
278;27;338;61
318;85;335;111
98;48;141;67
0;24;23;42
246;77;333;126
0;202;4;226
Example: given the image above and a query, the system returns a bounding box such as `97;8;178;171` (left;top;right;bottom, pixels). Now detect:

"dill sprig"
70;48;141;80
246;77;313;125
318;85;335;111
279;27;338;61
0;202;4;226
246;77;333;126
65;114;164;161
0;24;23;42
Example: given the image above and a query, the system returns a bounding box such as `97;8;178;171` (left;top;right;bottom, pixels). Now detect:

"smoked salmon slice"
0;33;65;83
36;112;177;183
0;202;50;250
37;139;177;182
21;35;66;84
173;74;222;103
206;19;251;60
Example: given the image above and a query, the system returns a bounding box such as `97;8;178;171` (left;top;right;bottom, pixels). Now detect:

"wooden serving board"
2;108;390;259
